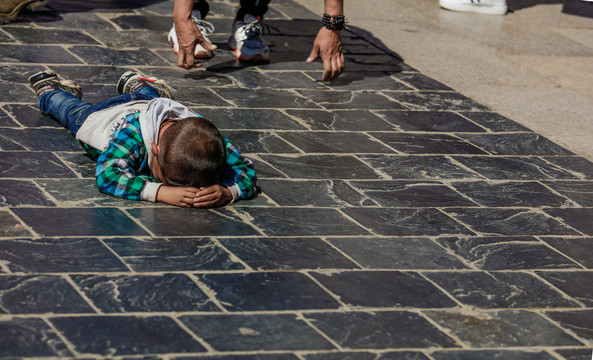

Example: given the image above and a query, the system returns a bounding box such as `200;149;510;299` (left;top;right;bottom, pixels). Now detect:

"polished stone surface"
0;0;591;359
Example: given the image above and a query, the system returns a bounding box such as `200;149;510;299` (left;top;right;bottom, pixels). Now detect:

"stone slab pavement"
0;0;592;359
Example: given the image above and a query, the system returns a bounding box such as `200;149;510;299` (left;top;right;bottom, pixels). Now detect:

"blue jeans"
38;86;160;137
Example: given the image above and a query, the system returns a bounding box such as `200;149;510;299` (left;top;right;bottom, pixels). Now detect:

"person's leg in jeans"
37;87;160;137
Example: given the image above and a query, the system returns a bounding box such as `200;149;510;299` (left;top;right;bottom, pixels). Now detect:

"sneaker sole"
0;0;49;24
116;71;137;94
233;48;270;63
28;70;57;87
439;0;507;14
117;71;174;99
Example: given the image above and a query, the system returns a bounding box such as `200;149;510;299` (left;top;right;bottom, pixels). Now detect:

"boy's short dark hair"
157;117;226;188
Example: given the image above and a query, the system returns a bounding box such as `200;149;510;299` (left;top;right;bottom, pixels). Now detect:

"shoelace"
191;17;215;35
242;19;270;40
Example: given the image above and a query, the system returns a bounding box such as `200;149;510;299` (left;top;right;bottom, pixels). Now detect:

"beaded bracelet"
322;13;347;31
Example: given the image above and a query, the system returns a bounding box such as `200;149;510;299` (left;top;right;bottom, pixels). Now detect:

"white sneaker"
439;0;508;15
228;14;270;62
168;14;215;59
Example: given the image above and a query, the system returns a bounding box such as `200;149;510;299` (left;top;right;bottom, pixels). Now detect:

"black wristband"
322;13;346;31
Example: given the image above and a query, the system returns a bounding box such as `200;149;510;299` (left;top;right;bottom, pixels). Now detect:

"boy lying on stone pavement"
28;70;257;208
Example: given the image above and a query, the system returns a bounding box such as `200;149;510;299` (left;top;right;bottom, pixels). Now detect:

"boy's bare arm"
156;185;199;207
193;185;232;208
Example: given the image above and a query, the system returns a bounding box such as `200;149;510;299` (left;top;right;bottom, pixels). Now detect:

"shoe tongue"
243;14;257;24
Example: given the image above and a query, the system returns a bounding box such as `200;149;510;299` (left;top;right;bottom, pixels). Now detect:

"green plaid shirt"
82;112;257;201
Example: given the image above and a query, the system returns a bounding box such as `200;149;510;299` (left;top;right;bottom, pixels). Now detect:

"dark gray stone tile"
235;207;369;236
359;155;481;180
545;156;593;180
261;155;379;179
35;178;155;207
555;348;593;360
437;236;580;270
54;151;96;178
445;208;581;236
126;208;259;237
425;310;582;347
27;12;118;30
68;46;168;66
342;208;475;236
1;104;59;128
311;271;457;308
305;311;458;349
0;64;47;84
349;180;476;207
304;352;430;360
0;211;32;237
0;45;81;64
537;272;593;306
13;207;148;237
426;271;578;308
369;133;487;155
49;65;129;85
450;181;572;207
103;237;244;272
385;91;489;112
111;14;171;31
544;208;593;235
453;156;577;180
198;272;340;311
459;133;574;155
0;109;18;128
393;73;454;91
344;54;410;73
218;237;359;270
0;318;72;357
542;181;593;206
328;237;468;270
286;109;395;131
430;350;557;360
223;130;299;153
173;86;234;107
325;72;413;91
92;28;174;48
194;108;306;130
51;316;206;356
180;314;335;351
375;111;487;132
2;27;99;44
0;128;80;151
72;274;219;312
230;70;324;89
459;112;532;132
0;83;36;103
542;237;593;268
545;310;593;343
261;179;374;206
298;90;403;110
0;180;55;206
0;238;128;273
281;131;394;154
0;152;76;178
0;275;93;314
214;88;320;108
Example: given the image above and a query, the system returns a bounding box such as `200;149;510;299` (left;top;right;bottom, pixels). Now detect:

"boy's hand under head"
193;185;232;208
155;184;232;208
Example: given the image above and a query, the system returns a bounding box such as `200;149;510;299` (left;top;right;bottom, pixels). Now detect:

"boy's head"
151;117;226;188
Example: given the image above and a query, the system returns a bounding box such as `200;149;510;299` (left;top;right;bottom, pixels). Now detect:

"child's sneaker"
116;71;174;99
228;14;270;62
439;0;508;15
168;14;215;59
28;70;82;98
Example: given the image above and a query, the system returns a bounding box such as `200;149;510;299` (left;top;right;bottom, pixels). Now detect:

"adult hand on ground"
173;0;217;69
306;27;344;81
193;185;232;208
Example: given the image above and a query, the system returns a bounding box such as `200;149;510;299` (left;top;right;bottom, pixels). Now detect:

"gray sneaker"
116;71;174;99
28;70;82;99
